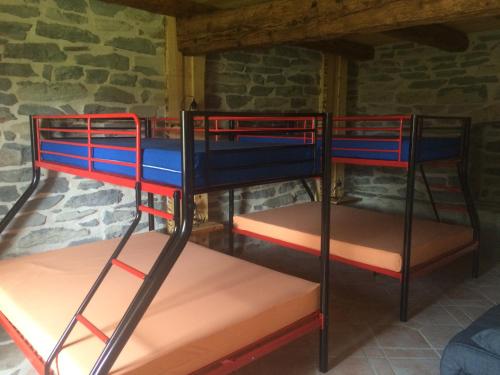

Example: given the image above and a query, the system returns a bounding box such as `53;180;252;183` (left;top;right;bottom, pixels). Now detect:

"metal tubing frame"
89;111;195;374
0;115;41;235
45;182;145;373
319;113;332;372
457;118;481;278
145;117;155;231
419;164;441;222
228;189;235;255
400;115;419;322
2;111;329;374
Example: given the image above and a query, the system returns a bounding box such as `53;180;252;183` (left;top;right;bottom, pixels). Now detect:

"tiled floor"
0;238;498;375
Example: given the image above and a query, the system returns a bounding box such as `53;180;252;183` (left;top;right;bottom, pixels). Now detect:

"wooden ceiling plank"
385;24;469;52
102;0;215;17
302;40;375;61
177;0;500;55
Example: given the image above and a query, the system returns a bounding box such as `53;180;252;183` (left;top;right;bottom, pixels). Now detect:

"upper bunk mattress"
233;202;474;273
0;232;319;374
238;136;461;162
40;138;317;189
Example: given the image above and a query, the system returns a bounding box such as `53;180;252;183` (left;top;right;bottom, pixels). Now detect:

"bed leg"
400;115;419;323
228;189;235;255
0;115;41;235
457;118;481;279
319;112;332;373
147;193;155;231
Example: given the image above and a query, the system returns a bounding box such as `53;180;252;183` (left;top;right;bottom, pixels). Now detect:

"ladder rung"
111;259;146;280
429;184;461;193
436;203;467;212
76;314;109;344
139;205;174;220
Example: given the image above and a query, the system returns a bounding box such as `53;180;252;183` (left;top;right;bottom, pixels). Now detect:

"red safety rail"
33;114;178;198
233;227;479;281
331;114;412;168
152;115;319;143
193;312;321;375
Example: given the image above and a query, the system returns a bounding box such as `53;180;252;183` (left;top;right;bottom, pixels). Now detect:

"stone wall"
204;46;322;221
0;0;166;257
346;30;500;223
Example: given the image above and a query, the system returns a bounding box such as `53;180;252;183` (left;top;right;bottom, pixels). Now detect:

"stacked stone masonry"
0;0;167;258
347;30;500;224
204;46;322;222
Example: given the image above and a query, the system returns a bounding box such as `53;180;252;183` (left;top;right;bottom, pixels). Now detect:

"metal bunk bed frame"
229;113;480;322
0;111;333;374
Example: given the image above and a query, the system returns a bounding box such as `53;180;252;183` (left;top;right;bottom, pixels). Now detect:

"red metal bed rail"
33;114;178;198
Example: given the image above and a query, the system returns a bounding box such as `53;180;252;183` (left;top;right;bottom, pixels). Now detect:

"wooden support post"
319;53;348;201
166;16;208;232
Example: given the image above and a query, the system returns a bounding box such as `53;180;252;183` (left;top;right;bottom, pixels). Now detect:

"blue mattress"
239;136;461;162
40;138;318;189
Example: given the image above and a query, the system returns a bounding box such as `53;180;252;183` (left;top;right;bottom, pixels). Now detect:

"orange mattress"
0;232;319;374
233;202;474;273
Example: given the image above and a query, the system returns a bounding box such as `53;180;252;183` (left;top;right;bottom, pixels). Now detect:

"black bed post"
89;110;196;375
319;112;332;372
145;117;155;231
458;118;481;278
0;115;41;235
400;115;419;322
228;189;235;255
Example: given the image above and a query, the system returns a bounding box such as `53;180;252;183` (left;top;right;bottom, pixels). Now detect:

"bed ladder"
44;112;197;375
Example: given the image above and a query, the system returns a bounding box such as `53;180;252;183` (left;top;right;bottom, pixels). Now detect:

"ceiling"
104;0;500;59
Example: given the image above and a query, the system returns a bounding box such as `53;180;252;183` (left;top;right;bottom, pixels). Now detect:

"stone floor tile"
368;358;396;375
419;325;463;349
383;348;439;359
327;356;375;375
373;326;430;349
388;358;441;375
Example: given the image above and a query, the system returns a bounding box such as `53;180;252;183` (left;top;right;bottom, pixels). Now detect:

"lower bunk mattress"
233;202;475;274
0;232;319;374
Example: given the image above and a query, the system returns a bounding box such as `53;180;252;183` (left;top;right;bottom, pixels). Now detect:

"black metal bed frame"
228;114;480;323
0;111;333;374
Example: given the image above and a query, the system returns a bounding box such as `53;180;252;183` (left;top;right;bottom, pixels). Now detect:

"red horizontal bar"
435;203;467;212
139;205;174;220
41;139;135;152
142;182;179;198
332;137;399;142
41;150;88;161
332;147;398;153
36;160;180;197
92;158;135;168
33;113;141;121
76;314;109;344
332;127;401;132
111;259;146;280
209;127;312;133
428;184;461;193
332;157;408;168
0;311;45;374
39;127;135;136
195;312;321;375
334;115;412;122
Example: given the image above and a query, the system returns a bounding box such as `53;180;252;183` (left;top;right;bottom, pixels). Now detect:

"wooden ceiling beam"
177;0;500;55
385;24;469;52
102;0;215;17
301;40;375;61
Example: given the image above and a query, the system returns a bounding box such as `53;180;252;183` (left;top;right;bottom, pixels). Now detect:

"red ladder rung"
139;205;174;220
76;314;109;344
111;259;146;280
429;184;462;193
435;203;467;212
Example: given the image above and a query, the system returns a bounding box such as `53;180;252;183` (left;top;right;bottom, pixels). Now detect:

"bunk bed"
0;111;333;374
231;114;481;322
